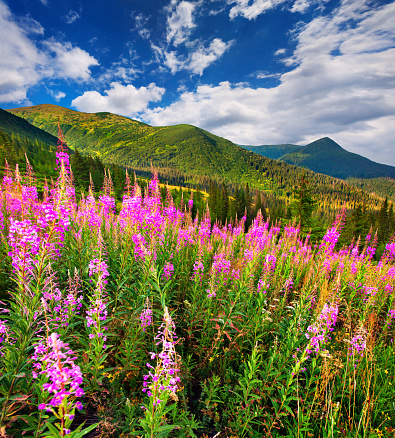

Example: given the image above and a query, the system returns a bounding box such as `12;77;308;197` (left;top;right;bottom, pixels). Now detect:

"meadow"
0;148;395;438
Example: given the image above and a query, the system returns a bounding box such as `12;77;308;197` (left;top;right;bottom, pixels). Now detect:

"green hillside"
0;108;59;182
0;108;58;147
9;105;268;183
6;105;387;214
242;143;302;160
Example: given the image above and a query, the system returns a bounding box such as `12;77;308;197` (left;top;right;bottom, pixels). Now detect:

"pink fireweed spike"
142;307;181;403
32;333;84;412
162;261;174;281
305;303;338;355
140;298;153;331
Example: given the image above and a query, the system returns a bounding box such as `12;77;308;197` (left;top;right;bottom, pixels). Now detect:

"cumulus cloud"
72;82;165;117
145;0;395;166
0;0;98;103
227;0;325;19
43;40;99;80
0;1;45;102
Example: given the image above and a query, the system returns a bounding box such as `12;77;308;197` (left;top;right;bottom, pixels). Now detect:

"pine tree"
218;183;229;224
208;181;219;223
294;173;316;236
378;197;390;244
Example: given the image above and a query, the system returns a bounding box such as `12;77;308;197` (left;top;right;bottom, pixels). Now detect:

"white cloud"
0;1;45;102
72;82;165;117
227;0;326;19
157;38;233;75
290;0;310;13
43;40;99;80
255;71;281;79
148;1;232;75
188;38;233;75
0;0;98;103
64;10;81;24
167;1;196;46
132;12;151;40
49;90;66;101
228;0;287;20
18;15;45;34
145;0;395;166
96;57;140;84
274;48;286;56
164;50;185;74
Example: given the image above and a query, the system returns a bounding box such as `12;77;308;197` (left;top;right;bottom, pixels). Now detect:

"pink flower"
32;333;84;411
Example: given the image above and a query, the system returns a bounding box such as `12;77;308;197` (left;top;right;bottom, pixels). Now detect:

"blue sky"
1;0;395;165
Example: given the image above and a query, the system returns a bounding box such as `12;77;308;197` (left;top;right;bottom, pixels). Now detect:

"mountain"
6;104;387;213
280;137;395;179
9;105;261;182
242;144;302;160
243;137;395;180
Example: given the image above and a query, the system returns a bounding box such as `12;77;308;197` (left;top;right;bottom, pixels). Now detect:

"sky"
1;0;395;166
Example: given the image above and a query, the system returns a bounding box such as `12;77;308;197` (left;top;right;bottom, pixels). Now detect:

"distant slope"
346;177;395;203
0;108;58;181
7;104;387;212
0;108;58;147
242;144;302;160
280;137;395;179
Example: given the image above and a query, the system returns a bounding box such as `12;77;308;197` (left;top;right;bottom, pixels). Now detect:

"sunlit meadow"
1;141;395;438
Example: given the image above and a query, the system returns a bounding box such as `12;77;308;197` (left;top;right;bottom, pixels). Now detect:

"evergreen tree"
208;181;219;223
294;173;317;236
218;183;229;224
378;197;390;244
70;149;90;191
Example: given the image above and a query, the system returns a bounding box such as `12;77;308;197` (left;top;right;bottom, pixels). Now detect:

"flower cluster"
88;258;110;281
86;258;109;347
140;298;153;331
142;307;180;406
349;332;367;358
322;227;341;252
0;319;7;346
257;278;269;294
32;333;84;412
8;218;40;276
192;260;204;281
162;261;174;281
207;289;216;299
305;303;338;355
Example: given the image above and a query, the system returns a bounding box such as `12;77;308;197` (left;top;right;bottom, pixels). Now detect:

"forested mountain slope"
6;105;386;212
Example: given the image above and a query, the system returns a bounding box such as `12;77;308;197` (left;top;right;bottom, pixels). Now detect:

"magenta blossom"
32;333;84;412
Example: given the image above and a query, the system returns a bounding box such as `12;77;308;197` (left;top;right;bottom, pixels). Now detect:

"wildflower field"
1;150;395;438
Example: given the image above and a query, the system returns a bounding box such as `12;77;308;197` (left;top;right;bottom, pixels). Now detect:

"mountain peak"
304;137;343;151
